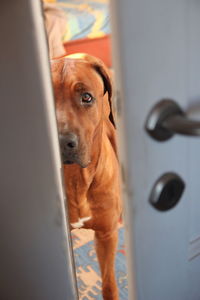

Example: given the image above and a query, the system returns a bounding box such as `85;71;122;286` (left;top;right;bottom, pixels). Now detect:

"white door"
110;1;200;300
0;1;77;299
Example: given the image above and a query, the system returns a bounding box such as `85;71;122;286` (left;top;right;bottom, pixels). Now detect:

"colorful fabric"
48;0;110;41
72;226;128;299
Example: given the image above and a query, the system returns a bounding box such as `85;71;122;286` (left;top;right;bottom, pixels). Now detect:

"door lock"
145;99;200;141
149;172;185;211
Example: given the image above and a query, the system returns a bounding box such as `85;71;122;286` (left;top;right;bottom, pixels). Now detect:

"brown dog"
51;53;122;300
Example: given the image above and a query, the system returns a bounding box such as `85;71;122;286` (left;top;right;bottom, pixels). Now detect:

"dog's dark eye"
81;92;93;104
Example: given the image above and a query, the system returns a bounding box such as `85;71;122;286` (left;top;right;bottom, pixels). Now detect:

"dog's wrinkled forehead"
51;58;104;93
51;54;115;127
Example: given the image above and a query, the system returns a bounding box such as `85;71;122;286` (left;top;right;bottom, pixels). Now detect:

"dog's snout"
60;133;78;150
67;140;76;148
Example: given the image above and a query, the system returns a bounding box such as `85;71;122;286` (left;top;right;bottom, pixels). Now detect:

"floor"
71;224;128;299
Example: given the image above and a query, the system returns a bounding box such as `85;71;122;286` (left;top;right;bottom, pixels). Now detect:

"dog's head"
51;53;115;168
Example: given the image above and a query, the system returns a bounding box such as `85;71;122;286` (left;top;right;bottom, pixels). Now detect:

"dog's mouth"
62;154;90;168
63;159;74;165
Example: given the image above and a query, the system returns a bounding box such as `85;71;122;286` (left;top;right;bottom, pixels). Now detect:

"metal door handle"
145;99;200;141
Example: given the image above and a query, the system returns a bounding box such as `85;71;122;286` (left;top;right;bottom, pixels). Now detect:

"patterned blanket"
48;0;110;41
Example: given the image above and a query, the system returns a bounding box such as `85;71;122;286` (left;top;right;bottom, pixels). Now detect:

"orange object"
63;35;112;68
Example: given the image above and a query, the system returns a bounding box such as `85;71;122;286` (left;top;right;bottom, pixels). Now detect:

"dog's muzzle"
59;133;79;165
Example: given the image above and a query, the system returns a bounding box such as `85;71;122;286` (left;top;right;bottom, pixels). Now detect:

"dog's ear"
74;54;115;128
93;63;116;127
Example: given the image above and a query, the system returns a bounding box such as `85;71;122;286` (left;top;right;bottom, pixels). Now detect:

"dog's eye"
81;92;93;104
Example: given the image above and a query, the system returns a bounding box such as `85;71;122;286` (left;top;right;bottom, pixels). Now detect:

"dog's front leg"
95;230;119;300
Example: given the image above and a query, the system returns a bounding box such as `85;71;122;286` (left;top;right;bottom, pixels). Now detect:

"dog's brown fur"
51;54;122;300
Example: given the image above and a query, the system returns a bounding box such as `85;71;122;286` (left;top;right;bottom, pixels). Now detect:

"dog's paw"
71;216;92;229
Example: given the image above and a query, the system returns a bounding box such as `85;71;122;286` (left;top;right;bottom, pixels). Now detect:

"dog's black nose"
59;133;78;150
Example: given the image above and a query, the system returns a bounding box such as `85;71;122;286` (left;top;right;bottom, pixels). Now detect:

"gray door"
0;1;77;299
110;1;200;300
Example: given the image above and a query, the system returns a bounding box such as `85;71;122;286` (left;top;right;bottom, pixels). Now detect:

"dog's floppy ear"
93;63;115;127
78;54;116;128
